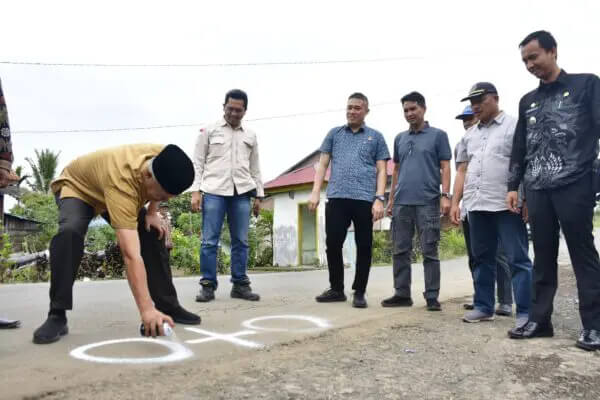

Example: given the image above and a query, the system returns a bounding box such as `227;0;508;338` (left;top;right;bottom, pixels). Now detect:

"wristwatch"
441;192;452;199
375;195;385;202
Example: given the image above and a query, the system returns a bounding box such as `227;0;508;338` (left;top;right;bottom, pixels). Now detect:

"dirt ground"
30;262;600;400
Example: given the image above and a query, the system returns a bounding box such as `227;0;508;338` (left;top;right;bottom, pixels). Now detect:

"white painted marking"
70;338;193;364
184;328;263;348
241;315;331;333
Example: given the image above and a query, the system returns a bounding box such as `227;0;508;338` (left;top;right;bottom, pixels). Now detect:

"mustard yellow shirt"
51;144;164;229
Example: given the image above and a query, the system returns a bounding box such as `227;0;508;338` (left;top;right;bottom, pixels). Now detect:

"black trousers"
49;196;180;313
325;199;373;293
527;173;600;330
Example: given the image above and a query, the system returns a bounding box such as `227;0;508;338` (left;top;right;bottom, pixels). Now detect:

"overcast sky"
1;0;599;208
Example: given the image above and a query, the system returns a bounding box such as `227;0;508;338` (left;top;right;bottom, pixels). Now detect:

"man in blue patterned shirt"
308;92;390;308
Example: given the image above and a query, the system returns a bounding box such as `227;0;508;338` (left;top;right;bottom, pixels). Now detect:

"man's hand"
441;197;451;216
372;199;385;222
145;211;165;240
386;201;394;217
191;191;203;212
308;191;320;212
141;307;174;337
253;198;261;217
450;203;463;225
506;191;519;213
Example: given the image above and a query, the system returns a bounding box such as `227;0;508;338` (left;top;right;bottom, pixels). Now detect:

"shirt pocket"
359;139;376;163
239;135;254;164
208;135;227;160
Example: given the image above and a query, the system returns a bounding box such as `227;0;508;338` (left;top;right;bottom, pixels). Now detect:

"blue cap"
455;105;474;120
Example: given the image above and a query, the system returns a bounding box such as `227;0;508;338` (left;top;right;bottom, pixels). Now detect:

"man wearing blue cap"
33;144;201;344
454;106;514;316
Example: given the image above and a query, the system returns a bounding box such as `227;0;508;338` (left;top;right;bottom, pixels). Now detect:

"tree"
14;165;30;188
25;149;60;193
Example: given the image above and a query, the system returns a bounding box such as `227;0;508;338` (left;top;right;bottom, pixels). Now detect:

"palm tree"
14;166;30;188
25;149;60;193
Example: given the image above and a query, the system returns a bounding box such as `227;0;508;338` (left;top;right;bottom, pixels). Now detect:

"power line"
0;56;425;68
13;102;398;134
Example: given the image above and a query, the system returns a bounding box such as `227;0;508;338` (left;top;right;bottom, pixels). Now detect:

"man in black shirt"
506;30;600;351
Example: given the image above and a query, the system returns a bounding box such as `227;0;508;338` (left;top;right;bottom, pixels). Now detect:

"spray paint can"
139;322;173;337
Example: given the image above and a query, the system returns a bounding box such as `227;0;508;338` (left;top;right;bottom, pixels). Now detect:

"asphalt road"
0;256;476;399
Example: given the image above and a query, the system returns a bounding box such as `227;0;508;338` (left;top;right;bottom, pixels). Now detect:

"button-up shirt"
192;119;264;197
320;124;390;202
393;123;452;205
508;70;600;191
457;112;517;212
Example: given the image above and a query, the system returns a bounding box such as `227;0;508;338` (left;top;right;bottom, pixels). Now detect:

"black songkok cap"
151;144;194;195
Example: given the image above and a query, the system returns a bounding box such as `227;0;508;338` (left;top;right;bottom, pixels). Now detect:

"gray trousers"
391;200;440;300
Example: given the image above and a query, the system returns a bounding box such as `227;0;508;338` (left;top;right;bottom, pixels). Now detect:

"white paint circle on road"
70;338;193;364
242;315;330;333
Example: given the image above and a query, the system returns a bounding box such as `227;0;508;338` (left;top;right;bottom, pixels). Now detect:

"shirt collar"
344;123;366;134
409;121;430;135
220;118;244;131
477;111;505;129
538;69;568;91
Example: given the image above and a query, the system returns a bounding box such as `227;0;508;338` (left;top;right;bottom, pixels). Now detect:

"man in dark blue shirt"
308;92;390;308
507;30;600;351
381;91;452;311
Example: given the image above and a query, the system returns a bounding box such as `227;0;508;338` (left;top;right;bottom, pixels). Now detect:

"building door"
298;204;318;265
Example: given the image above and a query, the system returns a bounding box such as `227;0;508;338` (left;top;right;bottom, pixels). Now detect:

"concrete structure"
265;151;392;267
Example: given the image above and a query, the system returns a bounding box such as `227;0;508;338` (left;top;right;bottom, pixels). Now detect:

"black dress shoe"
352;292;367;308
576;329;600;351
508;321;554;339
381;295;413;307
315;288;346;303
426;299;442;311
162;306;201;325
33;315;69;344
0;318;20;329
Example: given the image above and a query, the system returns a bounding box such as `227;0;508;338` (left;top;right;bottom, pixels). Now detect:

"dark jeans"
527;173;600;330
325;199;373;294
468;211;532;316
462;217;513;305
391;199;440;300
49;196;180;312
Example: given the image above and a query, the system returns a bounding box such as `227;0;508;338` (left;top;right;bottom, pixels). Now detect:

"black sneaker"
352;292;367;308
161;306;201;325
33;314;68;344
426;298;442;311
315;288;347;303
381;295;413;307
576;329;600;351
195;286;215;302
231;284;260;301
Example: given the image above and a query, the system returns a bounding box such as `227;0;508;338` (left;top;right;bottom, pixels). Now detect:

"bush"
170;228;201;274
438;228;467;260
372;231;392;264
0;233;14;282
85;222;116;252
